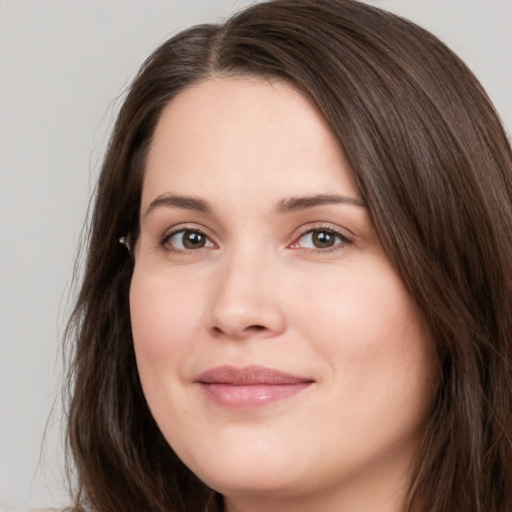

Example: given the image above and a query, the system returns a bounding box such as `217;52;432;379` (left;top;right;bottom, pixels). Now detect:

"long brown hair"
65;1;512;511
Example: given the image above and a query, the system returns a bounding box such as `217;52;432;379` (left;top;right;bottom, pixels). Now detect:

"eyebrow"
276;194;366;214
144;192;366;218
144;194;213;218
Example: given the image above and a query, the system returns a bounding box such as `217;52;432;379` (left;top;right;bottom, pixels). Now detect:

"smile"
196;365;314;409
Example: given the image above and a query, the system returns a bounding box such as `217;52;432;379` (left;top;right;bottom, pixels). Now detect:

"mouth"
195;365;314;409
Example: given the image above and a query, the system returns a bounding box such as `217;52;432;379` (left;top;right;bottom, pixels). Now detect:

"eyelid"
160;224;218;252
288;223;354;251
156;221;353;254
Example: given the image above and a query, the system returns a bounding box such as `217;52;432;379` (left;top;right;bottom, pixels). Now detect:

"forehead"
142;76;359;210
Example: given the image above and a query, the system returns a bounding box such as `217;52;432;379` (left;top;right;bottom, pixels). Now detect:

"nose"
208;252;286;340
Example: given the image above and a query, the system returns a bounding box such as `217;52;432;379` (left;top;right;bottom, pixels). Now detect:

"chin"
181;437;309;497
198;466;305;501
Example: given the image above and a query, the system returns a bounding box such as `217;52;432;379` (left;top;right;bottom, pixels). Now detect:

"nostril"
210;324;267;338
246;325;266;332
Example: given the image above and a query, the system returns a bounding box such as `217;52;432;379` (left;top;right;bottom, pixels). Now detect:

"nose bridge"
209;243;285;339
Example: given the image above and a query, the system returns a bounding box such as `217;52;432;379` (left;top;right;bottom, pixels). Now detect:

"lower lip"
199;382;312;409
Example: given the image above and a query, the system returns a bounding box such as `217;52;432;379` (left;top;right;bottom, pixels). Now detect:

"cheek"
291;259;433;404
131;269;202;345
129;270;205;395
290;266;408;352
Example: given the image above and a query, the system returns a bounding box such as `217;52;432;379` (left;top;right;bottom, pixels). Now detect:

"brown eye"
311;230;336;248
165;229;215;251
294;228;351;250
182;230;206;249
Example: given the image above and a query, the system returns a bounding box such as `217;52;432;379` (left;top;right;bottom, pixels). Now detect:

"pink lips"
196;365;313;409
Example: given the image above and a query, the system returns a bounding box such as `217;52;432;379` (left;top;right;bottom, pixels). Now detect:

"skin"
130;76;435;512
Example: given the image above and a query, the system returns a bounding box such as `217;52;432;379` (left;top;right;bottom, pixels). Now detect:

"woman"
64;0;512;511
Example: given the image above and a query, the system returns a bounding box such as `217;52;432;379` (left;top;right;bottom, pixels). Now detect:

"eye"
162;228;215;251
291;227;352;250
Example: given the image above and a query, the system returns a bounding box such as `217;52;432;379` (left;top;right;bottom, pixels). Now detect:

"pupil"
183;231;205;249
313;230;334;248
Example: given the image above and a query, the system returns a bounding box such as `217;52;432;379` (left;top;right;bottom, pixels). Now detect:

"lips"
195;365;314;409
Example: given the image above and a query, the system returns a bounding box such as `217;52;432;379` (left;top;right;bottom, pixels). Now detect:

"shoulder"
27;508;77;512
0;508;76;512
28;509;72;512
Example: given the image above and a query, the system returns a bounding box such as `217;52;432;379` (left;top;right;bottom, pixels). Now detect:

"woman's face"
130;77;435;511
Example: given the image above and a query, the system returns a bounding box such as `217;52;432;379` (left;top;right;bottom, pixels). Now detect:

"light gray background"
1;1;511;510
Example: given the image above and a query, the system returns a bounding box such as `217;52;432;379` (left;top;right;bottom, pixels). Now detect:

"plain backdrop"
1;0;511;510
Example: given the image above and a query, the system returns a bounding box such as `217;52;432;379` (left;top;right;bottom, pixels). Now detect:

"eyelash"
159;224;353;254
290;225;353;252
160;226;216;253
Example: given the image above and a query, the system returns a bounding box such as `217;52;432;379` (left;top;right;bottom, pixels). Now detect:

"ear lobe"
119;235;132;253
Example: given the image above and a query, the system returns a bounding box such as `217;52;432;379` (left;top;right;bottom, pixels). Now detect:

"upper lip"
196;365;314;385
